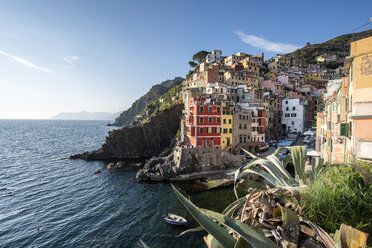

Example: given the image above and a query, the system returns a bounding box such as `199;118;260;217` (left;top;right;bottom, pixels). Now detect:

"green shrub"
301;162;372;236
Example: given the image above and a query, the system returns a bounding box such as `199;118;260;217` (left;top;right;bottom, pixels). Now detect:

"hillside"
287;29;372;63
111;77;184;126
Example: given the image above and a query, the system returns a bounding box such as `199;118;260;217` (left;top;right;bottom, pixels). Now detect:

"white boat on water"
164;213;188;226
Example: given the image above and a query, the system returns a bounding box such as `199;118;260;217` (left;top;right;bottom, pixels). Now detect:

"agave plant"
233;146;371;199
170;146;370;248
172;184;369;248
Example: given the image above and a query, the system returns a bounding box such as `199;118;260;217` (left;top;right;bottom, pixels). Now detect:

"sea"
0;120;235;248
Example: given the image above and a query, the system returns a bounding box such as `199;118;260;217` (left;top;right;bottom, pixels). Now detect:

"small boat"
164;213;188;226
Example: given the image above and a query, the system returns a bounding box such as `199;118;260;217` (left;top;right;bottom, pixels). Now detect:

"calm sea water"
0;120;234;248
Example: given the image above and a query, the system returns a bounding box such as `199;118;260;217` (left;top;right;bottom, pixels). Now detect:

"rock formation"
70;104;183;160
136;147;245;182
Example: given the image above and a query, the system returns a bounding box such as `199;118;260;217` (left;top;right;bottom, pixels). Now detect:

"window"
239;115;242;119
244;124;247;129
291;113;296;117
200;127;204;133
286;107;289;111
291;121;295;125
200;106;204;112
209;117;212;123
239;124;242;129
285;101;288;104
209;106;213;112
285;114;290;117
223;128;227;133
228;119;231;124
200;117;204;123
292;107;295;110
217;117;220;123
223;119;226;124
217;107;220;113
229;128;232;133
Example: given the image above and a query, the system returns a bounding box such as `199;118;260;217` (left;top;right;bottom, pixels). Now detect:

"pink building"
278;75;294;90
259;80;283;95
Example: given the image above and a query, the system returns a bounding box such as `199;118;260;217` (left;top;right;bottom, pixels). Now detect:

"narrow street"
258;135;304;158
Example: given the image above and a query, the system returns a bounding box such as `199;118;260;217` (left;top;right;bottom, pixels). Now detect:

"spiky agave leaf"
266;154;298;185
280;206;300;247
171;184;236;248
334;224;368;248
241;148;258;159
205;234;224;248
222;197;246;216
201;208;280;248
299;216;335;248
239;166;289;187
310;157;324;182
234;237;253;248
282;155;292;168
178;226;204;237
289;146;307;183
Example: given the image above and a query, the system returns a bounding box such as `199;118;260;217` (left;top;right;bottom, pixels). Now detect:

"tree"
188;61;197;68
192;51;209;64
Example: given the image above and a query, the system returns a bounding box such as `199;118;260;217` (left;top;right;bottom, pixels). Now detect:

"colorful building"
344;36;372;161
184;96;222;147
221;102;234;150
316;36;372;162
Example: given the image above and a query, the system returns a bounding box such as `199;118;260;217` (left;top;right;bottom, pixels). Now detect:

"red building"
185;96;222;147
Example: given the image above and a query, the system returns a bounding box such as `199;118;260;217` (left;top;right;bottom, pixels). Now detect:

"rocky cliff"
70;104;183;160
136;147;245;182
111;77;183;126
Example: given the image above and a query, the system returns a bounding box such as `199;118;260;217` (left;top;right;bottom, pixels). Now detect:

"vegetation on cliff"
112;77;184;126
186;50;210;80
286;29;372;64
301;159;372;237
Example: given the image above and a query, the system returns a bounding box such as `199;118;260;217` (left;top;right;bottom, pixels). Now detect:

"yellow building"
316;36;372;162
266;71;278;81
343;36;372;161
304;72;321;82
240;57;259;73
223;71;259;87
221;103;234;151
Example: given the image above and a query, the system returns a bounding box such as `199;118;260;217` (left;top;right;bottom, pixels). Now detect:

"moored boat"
164;213;188;226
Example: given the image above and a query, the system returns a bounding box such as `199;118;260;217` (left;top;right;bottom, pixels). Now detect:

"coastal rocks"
107;161;126;170
128;163;143;169
70;104;183;160
136;147;244;182
136;156;177;181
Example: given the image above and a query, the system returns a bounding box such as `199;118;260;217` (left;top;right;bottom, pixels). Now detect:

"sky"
0;0;371;119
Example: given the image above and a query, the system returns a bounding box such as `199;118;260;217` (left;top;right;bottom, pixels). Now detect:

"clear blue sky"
0;0;371;119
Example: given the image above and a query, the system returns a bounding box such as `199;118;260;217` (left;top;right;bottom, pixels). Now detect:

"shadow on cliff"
70;104;183;161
